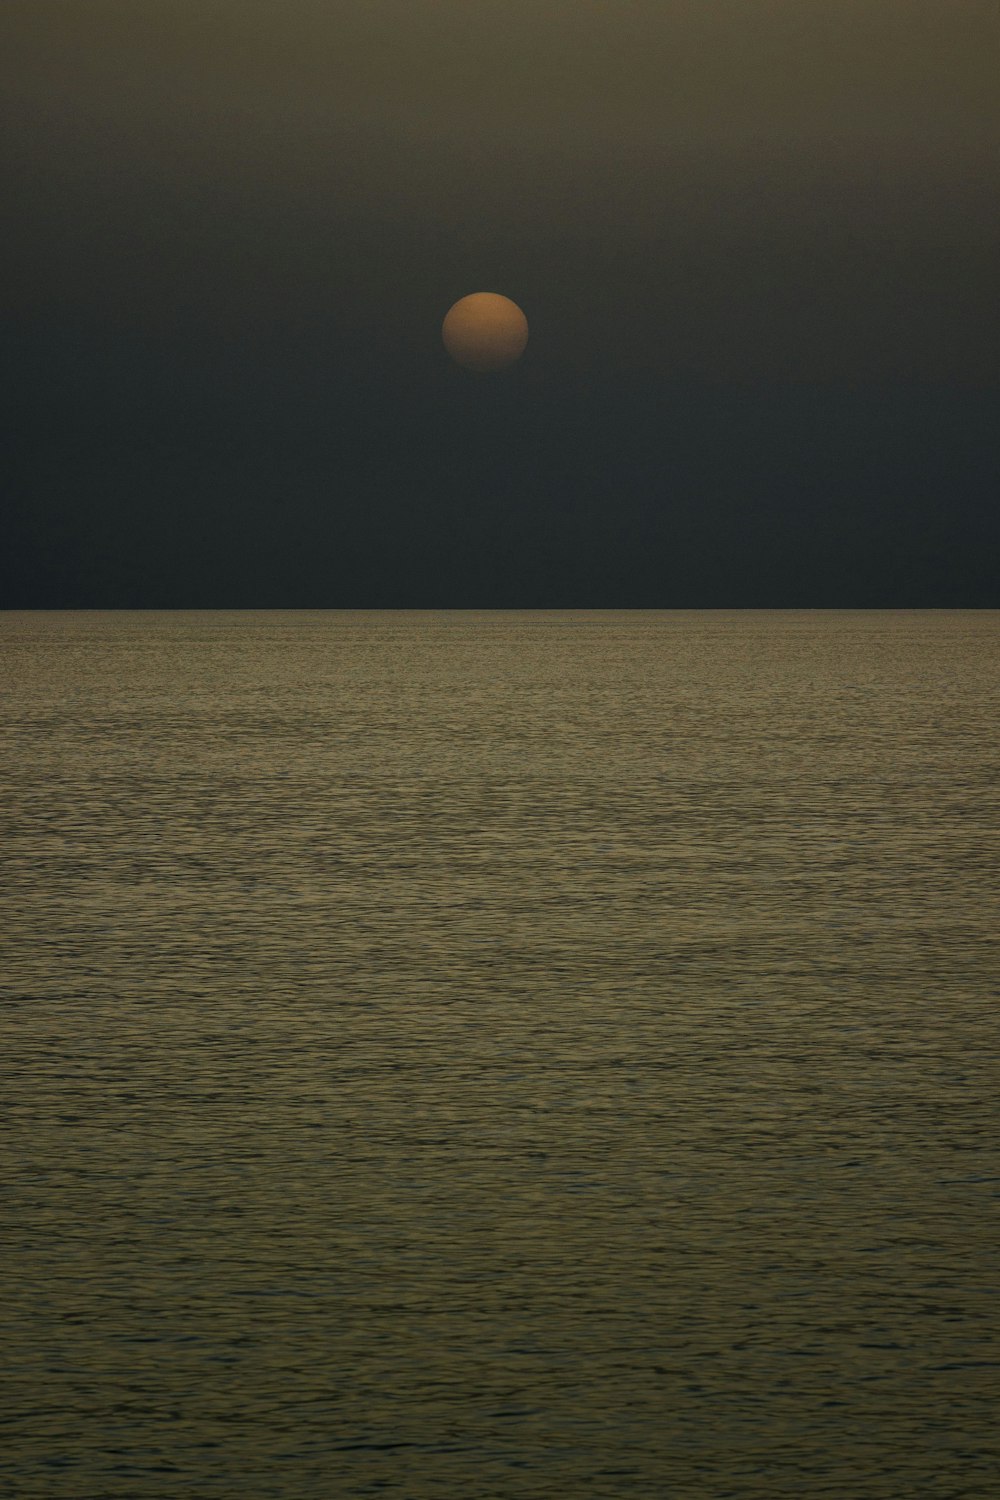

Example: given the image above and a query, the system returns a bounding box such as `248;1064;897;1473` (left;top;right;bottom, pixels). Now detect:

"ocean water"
2;609;998;1499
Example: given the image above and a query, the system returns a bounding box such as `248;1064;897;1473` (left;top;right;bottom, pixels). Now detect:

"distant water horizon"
3;610;998;1497
6;605;999;612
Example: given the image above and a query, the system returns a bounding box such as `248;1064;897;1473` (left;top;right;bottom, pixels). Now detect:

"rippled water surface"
2;610;998;1497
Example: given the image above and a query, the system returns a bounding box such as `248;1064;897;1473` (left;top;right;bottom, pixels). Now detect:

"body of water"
2;610;998;1496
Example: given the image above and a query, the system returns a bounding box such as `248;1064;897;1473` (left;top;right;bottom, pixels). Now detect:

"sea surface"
2;610;998;1498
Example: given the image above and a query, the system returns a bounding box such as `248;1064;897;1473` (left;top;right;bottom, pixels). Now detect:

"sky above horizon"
4;1;997;606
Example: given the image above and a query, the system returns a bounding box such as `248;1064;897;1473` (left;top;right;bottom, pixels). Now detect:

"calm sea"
2;611;998;1498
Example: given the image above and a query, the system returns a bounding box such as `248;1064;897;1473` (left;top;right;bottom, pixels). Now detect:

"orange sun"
442;293;529;372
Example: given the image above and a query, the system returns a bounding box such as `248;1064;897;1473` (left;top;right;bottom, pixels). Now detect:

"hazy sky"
4;1;997;605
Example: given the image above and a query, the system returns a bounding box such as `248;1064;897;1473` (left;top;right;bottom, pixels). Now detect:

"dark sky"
4;1;997;606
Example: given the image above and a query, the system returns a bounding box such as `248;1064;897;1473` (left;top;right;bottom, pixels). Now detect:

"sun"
442;293;529;372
